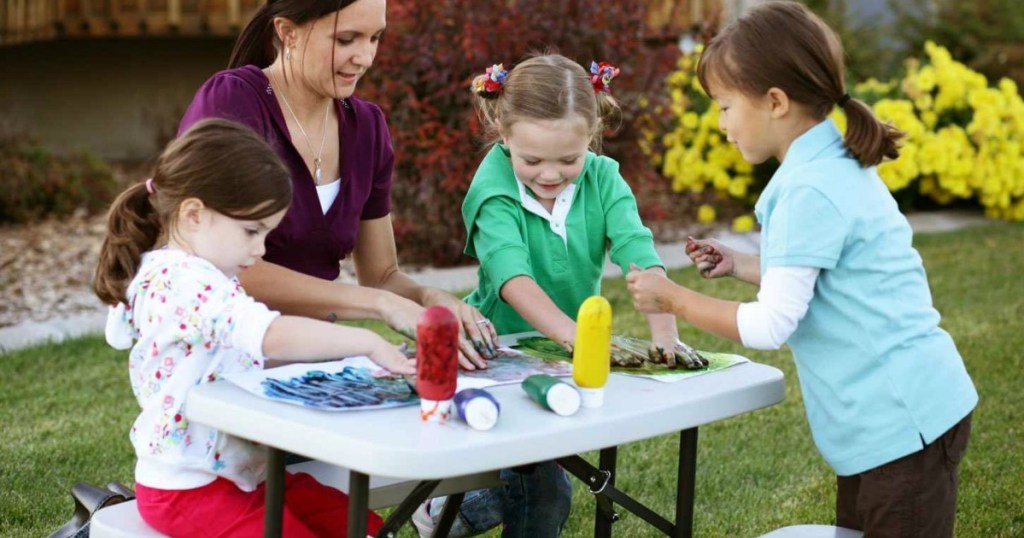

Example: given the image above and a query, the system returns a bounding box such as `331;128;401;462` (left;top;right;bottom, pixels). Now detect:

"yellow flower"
697;204;716;224
732;214;755;233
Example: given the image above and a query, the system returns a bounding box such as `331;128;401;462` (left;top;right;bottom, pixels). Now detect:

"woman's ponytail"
841;96;904;167
93;182;162;305
228;4;276;68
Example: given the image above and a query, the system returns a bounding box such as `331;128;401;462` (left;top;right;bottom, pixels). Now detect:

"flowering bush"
644;42;1024;225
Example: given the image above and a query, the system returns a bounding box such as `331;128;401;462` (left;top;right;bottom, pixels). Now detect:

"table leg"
348;470;369;538
594;446;618;538
674;428;698;538
433;491;465;537
264;447;286;538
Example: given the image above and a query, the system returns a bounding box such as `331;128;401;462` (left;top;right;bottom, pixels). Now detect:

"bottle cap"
419;398;453;422
577;387;605;408
462;396;500;430
545;382;581;416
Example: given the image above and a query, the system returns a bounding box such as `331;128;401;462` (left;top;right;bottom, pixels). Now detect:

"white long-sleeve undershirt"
736;265;820;350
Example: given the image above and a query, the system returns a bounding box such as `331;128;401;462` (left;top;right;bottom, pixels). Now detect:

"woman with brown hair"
179;0;499;370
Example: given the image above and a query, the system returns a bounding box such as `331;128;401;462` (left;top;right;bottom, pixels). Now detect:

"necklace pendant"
314;158;323;185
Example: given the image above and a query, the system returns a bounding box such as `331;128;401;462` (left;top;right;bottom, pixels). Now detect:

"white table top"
186;351;784;480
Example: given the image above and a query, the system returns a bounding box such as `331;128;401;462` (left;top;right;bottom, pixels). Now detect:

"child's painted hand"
649;333;681;368
685;236;734;279
368;340;417;375
626;263;679;315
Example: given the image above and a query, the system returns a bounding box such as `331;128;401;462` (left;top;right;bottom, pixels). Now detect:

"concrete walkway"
0;210;991;353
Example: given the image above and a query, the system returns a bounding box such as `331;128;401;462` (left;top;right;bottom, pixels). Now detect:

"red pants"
135;472;383;537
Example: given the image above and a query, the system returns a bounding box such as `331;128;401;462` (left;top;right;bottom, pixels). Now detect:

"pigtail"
841;96;904;167
470;64;509;148
93;182;163;305
592;92;622;153
228;3;276;68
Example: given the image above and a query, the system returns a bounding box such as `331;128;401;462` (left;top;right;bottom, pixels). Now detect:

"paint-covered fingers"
648;345;678;369
674;340;709;370
456;332;490;370
686;237;732;279
465;317;499;359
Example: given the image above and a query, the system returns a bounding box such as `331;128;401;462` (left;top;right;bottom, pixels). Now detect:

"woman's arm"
238;258;422;339
500;276;577;351
352;215;497;369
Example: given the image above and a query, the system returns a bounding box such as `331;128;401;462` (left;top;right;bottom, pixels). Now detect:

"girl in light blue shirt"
626;3;977;536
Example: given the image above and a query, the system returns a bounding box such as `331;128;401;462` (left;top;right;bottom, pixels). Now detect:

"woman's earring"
285;47;292;62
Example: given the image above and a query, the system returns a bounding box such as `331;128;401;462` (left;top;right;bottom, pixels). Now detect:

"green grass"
2;223;1023;537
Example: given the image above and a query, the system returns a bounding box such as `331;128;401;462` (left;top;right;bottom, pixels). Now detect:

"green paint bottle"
522;374;581;416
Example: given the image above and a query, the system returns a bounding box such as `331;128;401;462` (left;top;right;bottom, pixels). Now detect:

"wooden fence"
1;0;718;47
0;0;262;45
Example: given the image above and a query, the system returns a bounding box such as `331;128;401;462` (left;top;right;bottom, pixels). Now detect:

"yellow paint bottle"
572;295;612;408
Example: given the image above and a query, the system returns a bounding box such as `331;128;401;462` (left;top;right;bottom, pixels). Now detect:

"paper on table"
612;352;749;383
455;347;573;392
223;356;419;411
223;351;573;410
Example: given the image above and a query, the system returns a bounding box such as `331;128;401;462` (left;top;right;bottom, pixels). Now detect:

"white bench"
757;524;864;538
90;461;501;538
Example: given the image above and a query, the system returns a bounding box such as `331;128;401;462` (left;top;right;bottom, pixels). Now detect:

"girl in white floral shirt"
94;118;415;537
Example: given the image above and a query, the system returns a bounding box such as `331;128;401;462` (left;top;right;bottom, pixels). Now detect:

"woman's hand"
685;236;735;279
367;339;417;375
626;263;681;315
422;288;499;370
379;295;425;341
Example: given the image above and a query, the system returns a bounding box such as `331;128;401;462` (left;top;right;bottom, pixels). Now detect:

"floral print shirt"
106;248;280;492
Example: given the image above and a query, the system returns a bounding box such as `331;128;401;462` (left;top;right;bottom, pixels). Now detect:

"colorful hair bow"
590;61;620;94
471;63;509;96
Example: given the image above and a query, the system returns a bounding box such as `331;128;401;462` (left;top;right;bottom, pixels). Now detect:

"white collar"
516;178;575;248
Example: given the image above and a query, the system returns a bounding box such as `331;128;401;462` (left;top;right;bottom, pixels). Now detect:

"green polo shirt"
461;145;662;334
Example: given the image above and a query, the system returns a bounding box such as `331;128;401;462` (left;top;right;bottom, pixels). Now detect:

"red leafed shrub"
360;0;679;267
0;134;119;225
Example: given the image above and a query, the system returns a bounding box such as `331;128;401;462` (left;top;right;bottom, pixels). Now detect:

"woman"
178;0;498;369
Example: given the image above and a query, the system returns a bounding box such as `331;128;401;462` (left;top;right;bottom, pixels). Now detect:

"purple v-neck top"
178;65;394;281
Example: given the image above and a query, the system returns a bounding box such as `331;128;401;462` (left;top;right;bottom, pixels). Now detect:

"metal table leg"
264;447;286;538
348;470;369;538
594;446;618;538
675;428;698;538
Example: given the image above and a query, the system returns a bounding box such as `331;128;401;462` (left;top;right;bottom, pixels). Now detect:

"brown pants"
836;413;972;538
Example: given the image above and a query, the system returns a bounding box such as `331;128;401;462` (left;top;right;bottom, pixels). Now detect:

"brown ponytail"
697;1;903;167
839;97;903;166
93;183;162;305
93;119;292;305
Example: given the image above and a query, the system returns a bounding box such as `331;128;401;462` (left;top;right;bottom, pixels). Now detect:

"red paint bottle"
416;306;459;422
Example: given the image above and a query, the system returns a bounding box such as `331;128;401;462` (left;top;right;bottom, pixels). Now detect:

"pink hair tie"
145;178;155;194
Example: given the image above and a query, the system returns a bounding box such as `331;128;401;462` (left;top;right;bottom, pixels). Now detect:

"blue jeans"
443;461;572;538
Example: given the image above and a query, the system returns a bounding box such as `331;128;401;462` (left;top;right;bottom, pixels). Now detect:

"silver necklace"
270;70;331;185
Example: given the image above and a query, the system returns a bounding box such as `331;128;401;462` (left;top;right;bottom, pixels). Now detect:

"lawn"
1;223;1022;537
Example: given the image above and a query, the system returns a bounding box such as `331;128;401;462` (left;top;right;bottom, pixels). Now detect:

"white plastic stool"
90;500;168;538
757;524;864;538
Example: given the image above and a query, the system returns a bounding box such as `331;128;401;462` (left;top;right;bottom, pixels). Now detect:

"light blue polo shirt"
755;119;977;476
